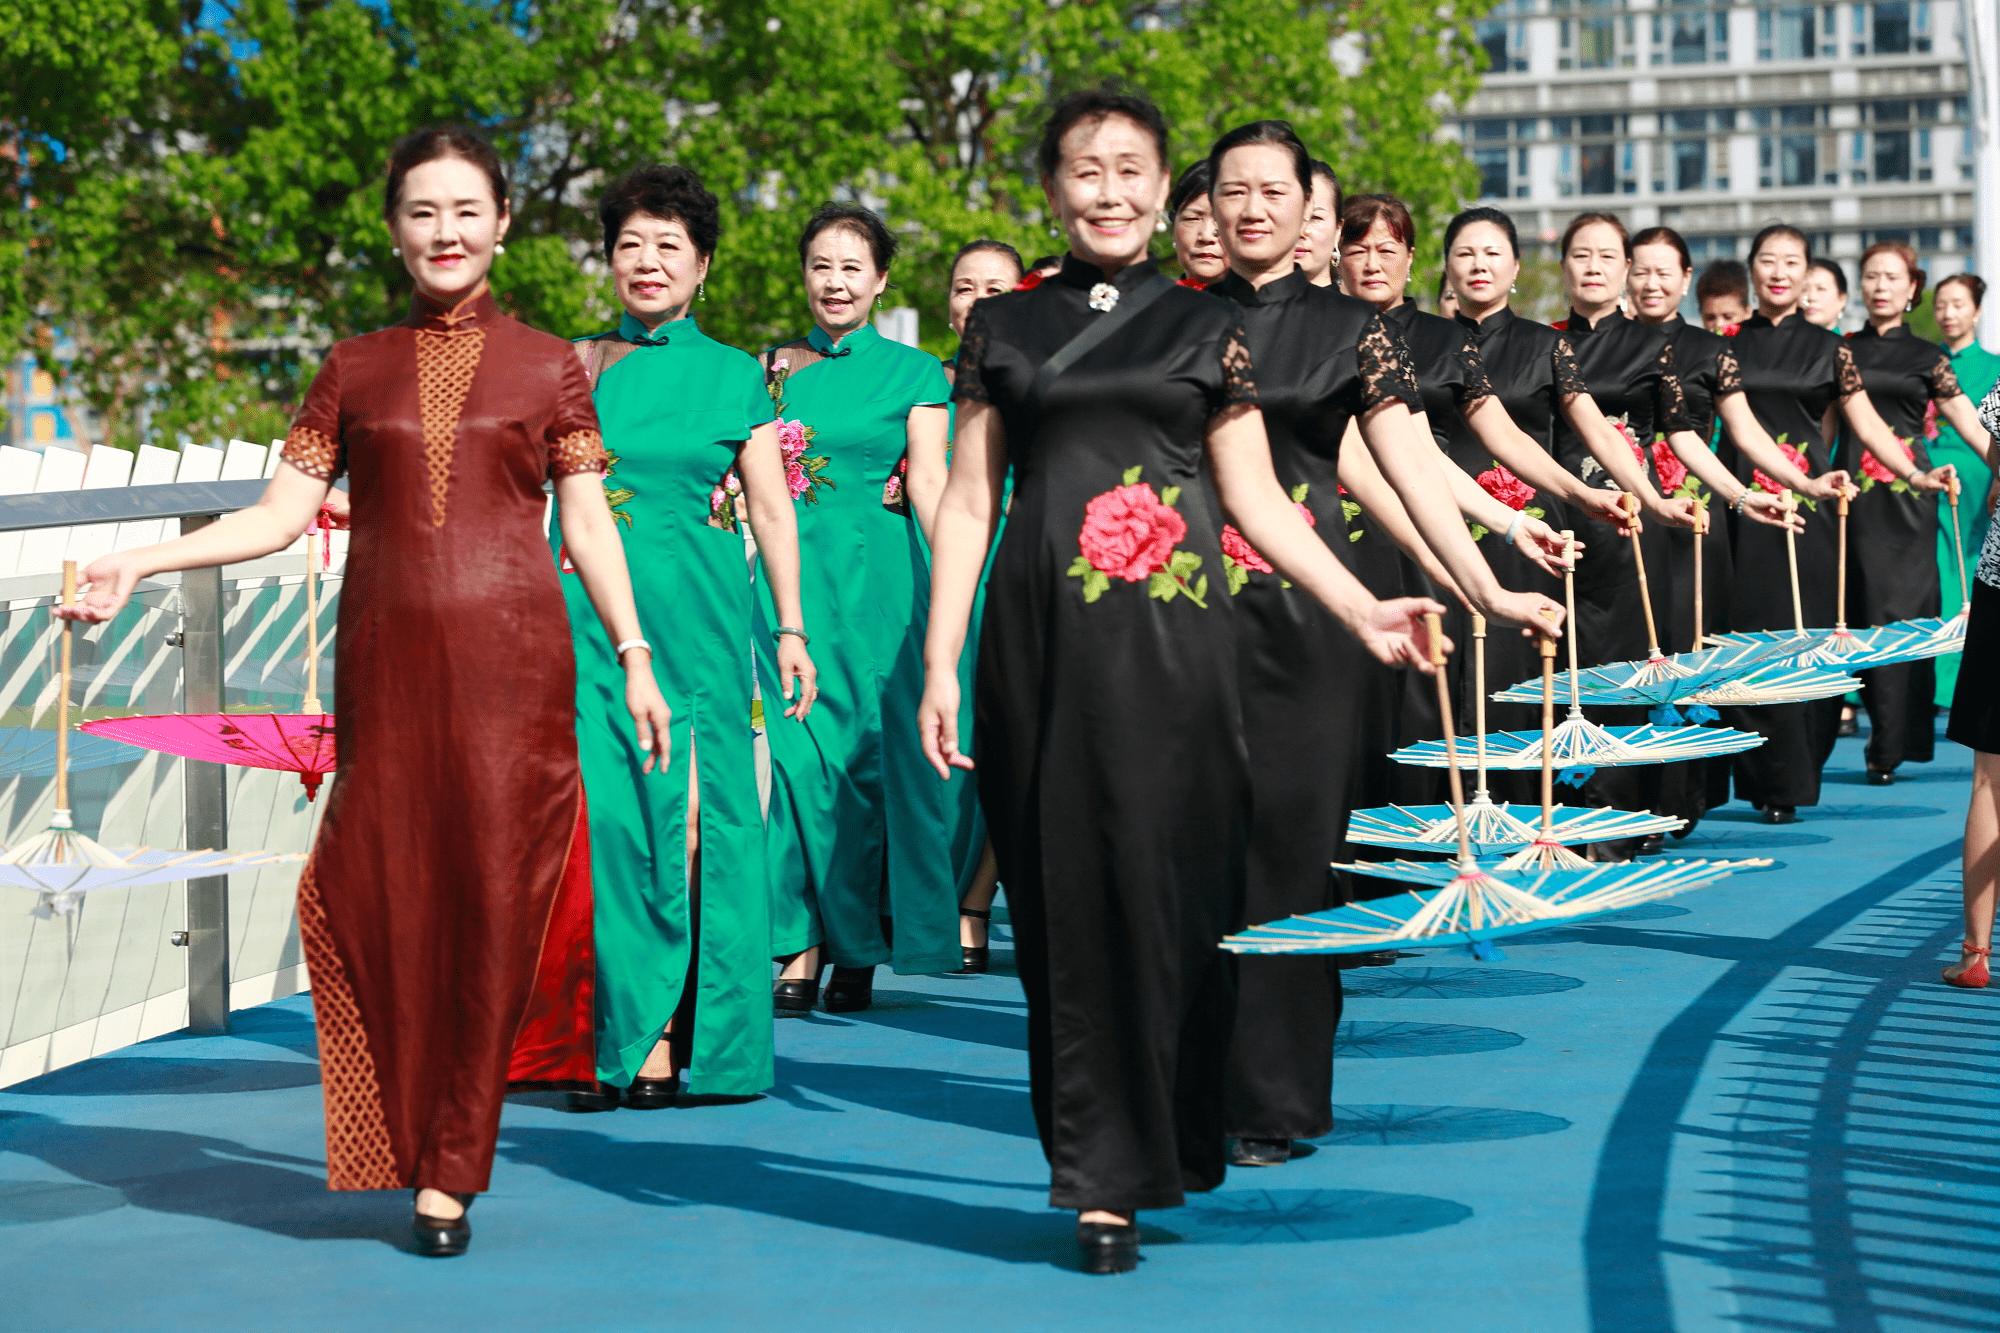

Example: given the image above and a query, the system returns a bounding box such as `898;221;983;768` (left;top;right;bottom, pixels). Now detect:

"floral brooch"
1087;282;1120;313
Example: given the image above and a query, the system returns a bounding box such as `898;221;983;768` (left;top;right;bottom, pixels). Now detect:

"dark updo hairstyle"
797;202;897;273
1748;223;1812;262
1027;254;1064;275
1560;210;1630;258
1811;255;1850;296
1310;159;1343;218
1443;206;1521;258
1339;193;1415;251
1858;241;1921;298
1204;119;1313;195
1168;160;1212;219
1695;258;1749;304
383;125;509;218
1630;225;1692;272
950;239;1024;281
1037;85;1170;179
1936;272;1987;309
597;165;721;261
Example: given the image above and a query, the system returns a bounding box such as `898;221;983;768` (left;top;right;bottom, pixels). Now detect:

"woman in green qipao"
1932;274;2000;703
762;204;954;1014
559;166;818;1111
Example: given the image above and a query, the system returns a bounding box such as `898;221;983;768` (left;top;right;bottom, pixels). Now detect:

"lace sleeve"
1455;338;1494;411
1552;337;1589;401
1654;342;1692;434
1979;382;2000;440
1835;341;1866;398
1356;315;1420;411
281;344;345;482
1714;348;1744;397
951;306;992;405
1217;318;1257;409
1929;350;1964;403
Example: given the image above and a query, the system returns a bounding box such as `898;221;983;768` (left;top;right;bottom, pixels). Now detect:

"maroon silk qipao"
281;288;607;1194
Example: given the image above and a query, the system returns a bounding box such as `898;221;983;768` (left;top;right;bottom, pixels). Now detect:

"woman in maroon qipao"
65;127;667;1257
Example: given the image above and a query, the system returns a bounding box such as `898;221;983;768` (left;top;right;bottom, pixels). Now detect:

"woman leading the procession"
558;165;816;1114
916;89;1441;1275
762;205;957;1012
1202;125;1564;1171
59;126;670;1256
1721;225;1953;822
1842;241;1993;784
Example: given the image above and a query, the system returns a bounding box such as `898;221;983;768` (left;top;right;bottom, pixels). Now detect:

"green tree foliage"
2;0;1492;447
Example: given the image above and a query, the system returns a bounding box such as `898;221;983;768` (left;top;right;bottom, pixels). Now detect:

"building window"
1577;14;1617;68
1873;0;1911;53
1675;139;1709;191
1759;6;1816;59
1580;143;1618;194
1761;134;1818;186
1474;149;1510;199
1471;118;1510;141
1476;20;1508;73
1875;128;1911;181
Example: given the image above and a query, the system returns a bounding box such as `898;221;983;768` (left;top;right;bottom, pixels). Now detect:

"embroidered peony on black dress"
1840;323;1959;773
954;257;1253;1212
1721;313;1865;808
1211;268;1420;1146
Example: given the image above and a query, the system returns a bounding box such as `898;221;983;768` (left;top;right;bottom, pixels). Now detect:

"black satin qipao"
1450;307;1582;802
954;256;1252;1212
1839;323;1956;771
1211;269;1420;1143
1721;313;1865;807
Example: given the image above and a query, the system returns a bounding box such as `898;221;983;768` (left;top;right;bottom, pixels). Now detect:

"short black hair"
950;239;1023;280
1310;159;1343;217
1695;258;1749;303
1749;223;1812;263
1027;254;1064;275
1631;225;1693;272
1444;206;1520;258
597;164;721;261
1205;119;1312;196
798;202;896;272
1037;86;1170;179
383;125;509;218
1811;254;1849;296
1167;159;1212;219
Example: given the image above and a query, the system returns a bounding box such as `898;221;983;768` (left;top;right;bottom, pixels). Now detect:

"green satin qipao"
756;323;957;974
558;312;776;1095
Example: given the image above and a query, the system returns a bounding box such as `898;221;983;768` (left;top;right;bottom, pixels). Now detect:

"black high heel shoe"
952;908;991;975
774;961;824;1015
823;965;875;1013
1076;1220;1140;1274
412;1191;474;1258
562;1085;620;1113
623;1073;680;1110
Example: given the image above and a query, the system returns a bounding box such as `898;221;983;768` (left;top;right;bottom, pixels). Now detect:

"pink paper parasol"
78;507;336;799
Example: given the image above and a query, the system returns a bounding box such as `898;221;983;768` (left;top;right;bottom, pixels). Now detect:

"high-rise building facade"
1454;0;1979;314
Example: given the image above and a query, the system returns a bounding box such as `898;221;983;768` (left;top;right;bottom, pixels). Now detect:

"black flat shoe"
562;1086;619;1113
1867;768;1896;786
1838;713;1859;737
623;1074;679;1110
1334;949;1400;969
1076;1221;1140;1274
1638;833;1666;856
952;908;991;975
774;976;820;1015
823;965;875;1013
1763;805;1797;825
412;1192;474;1258
1230;1137;1298;1167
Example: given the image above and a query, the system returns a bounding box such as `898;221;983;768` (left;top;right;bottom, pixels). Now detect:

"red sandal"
1943;942;1991;989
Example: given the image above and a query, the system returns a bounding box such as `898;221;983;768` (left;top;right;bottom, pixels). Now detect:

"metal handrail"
0;480;275;533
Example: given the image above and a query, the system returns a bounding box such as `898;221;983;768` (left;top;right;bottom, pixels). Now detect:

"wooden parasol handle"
302;523;323;715
1624;492;1662;659
1785;524;1805;636
1692;504;1706;652
1537;606;1560;836
1472;614;1489;797
1425;611;1473;867
57;560;74;814
1835;489;1849;630
1948;476;1969;610
1562;530;1582;711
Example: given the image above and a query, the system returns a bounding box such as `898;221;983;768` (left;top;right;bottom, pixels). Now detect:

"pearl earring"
495;243;506;255
1155;212;1168;234
391;247;400;256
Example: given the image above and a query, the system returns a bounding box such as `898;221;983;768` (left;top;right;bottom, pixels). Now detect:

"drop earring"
1155;211;1168;234
495;243;506;255
876;294;883;310
698;281;706;303
1511;282;1518;294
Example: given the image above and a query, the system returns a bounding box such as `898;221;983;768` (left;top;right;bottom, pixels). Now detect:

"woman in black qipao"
916;94;1439;1275
1721;226;1954;821
1842;241;1993;782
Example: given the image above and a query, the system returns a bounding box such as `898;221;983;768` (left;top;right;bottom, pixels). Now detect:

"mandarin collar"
619;311;697;346
406;286;501;333
1056;254;1163;292
1212;266;1309;308
1743;310;1815;332
1455;304;1515;341
1562;307;1626;337
1851;321;1912;342
1380;299;1419;331
807;321;878;357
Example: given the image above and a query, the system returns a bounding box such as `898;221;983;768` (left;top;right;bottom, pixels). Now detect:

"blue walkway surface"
3;729;1996;1332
